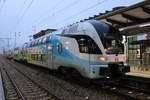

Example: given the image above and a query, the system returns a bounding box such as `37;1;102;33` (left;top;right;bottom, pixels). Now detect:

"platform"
0;72;5;100
126;71;150;78
126;66;150;78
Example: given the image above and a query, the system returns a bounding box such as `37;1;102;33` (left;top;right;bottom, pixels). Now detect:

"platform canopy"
87;0;150;36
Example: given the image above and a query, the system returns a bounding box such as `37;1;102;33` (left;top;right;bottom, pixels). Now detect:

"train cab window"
71;35;102;54
32;42;34;46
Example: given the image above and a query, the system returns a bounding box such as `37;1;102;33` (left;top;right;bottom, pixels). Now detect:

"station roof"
82;0;150;36
95;0;150;27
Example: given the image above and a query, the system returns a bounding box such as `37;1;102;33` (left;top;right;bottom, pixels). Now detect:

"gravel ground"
0;56;130;100
9;60;128;100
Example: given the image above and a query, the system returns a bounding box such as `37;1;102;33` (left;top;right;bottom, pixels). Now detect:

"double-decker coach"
13;20;130;79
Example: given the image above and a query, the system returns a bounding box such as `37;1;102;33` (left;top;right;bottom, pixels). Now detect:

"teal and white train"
10;20;130;79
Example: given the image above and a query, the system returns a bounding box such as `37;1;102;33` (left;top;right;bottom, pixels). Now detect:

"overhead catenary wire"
21;0;66;34
32;0;65;25
48;0;109;28
10;0;27;32
13;0;34;32
34;0;81;26
9;0;34;49
17;0;28;20
13;0;107;38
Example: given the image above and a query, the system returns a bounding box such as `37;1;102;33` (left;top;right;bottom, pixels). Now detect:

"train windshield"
104;36;124;54
89;20;124;54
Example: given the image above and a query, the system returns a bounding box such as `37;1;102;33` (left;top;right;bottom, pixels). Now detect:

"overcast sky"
0;0;144;51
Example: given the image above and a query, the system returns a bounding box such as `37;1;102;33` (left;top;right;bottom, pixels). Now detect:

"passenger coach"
11;20;130;79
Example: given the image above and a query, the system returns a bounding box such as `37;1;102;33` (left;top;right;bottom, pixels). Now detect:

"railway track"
8;60;88;99
0;61;61;100
1;57;150;100
99;82;150;100
120;75;150;94
13;60;150;100
1;67;25;100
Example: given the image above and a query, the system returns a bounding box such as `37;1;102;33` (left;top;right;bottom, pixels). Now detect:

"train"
6;20;130;79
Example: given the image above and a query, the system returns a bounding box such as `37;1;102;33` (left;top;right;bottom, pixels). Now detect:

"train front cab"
83;20;130;79
71;34;129;79
87;40;130;79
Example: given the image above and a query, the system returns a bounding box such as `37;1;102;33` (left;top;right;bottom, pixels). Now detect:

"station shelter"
82;0;150;71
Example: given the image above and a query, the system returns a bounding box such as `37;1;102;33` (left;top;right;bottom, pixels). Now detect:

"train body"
9;20;130;79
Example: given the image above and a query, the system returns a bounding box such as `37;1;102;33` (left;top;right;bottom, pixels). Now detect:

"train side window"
38;39;42;44
33;41;36;46
33;41;35;46
58;43;62;53
46;36;51;42
32;42;34;46
30;42;33;47
37;40;40;44
35;41;38;45
42;37;47;43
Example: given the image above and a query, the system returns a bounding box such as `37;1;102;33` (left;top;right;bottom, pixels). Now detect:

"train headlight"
48;45;53;50
99;56;107;62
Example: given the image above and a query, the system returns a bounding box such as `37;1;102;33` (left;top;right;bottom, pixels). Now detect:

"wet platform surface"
126;66;150;79
126;71;150;78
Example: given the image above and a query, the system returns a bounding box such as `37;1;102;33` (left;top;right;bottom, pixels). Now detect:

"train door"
47;45;53;68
